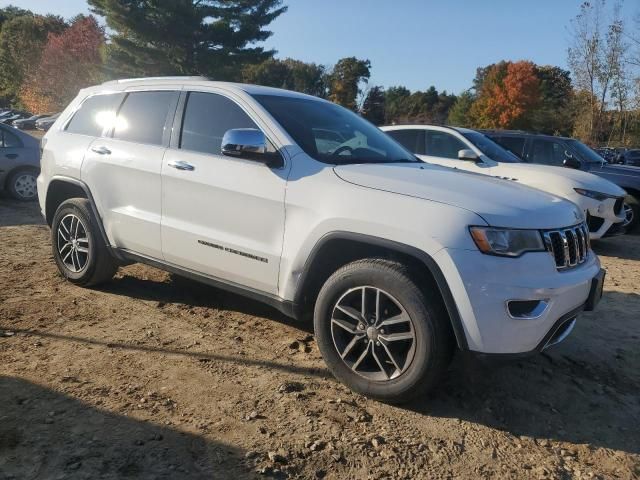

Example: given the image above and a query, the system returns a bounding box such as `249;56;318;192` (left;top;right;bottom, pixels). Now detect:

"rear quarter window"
65;93;125;137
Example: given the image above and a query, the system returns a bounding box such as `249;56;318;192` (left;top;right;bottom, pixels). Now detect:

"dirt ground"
0;199;638;480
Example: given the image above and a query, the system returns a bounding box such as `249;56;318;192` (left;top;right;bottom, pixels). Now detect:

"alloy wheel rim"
14;174;37;199
57;214;89;273
330;286;416;381
623;203;634;227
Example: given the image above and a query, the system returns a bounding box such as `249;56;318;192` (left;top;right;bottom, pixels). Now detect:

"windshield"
565;139;605;163
252;94;418;165
458;130;522;163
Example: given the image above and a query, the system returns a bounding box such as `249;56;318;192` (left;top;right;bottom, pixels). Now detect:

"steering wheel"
332;145;354;157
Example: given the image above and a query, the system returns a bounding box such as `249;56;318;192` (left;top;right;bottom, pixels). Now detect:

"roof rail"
102;76;209;85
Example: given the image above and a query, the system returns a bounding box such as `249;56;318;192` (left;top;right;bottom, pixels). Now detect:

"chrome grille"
543;223;589;270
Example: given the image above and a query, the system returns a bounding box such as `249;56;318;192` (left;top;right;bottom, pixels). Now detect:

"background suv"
484;130;640;232
38;78;604;403
382;125;626;239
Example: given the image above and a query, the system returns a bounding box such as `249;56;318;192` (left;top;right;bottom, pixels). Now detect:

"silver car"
0;124;40;201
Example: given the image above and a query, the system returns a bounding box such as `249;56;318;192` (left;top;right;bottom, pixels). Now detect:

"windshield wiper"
385;158;420;164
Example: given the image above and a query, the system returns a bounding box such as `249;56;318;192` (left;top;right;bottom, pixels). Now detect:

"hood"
489;162;626;198
333;163;584;229
593;163;640;177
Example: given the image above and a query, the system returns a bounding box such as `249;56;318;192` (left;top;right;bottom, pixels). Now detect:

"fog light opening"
506;299;549;320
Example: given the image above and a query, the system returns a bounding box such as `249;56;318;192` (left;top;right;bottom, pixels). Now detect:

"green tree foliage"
447;90;475;127
327;57;371;111
0;12;66;107
88;0;287;80
242;58;326;97
531;66;574;135
382;85;456;125
361;86;386;125
383;86;411;123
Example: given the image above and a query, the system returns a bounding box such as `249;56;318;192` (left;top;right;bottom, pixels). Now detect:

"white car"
381;125;626;239
38;77;604;403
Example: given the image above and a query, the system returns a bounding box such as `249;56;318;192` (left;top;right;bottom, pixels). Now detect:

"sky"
2;0;638;94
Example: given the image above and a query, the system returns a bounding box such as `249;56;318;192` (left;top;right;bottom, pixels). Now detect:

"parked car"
617;149;640;167
0;123;40;201
38;77;605;403
14;114;53;130
381;125;626;239
36;113;60;131
0;111;32;125
483;130;640;232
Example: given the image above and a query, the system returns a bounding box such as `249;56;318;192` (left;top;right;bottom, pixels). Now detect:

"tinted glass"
113;91;176;146
386;129;424;154
495;136;525;158
253;94;417;165
424;131;467;159
1;129;21;148
458;130;521;163
564;139;606;164
66;93;123;137
529;139;566;166
181;92;258;155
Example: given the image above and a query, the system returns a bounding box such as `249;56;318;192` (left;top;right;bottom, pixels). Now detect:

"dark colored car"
0;111;32;125
14;113;53;130
0;124;40;201
617;149;640;167
483;130;640;232
35;113;60;131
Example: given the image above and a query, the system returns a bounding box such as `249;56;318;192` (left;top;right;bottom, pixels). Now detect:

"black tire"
51;198;118;286
314;259;454;404
7;168;38;201
624;195;639;233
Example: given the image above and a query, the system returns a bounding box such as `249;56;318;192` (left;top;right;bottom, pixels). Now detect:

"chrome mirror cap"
458;149;479;161
221;128;267;158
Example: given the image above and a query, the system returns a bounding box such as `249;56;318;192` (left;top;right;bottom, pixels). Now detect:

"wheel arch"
293;232;469;350
45;176;112;250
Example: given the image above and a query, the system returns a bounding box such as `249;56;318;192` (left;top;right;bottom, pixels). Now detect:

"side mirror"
563;151;581;169
221;128;283;167
458;149;480;162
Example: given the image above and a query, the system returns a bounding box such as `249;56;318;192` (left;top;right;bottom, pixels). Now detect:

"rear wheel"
51;198;118;286
623;195;639;233
314;259;454;404
7;168;38;201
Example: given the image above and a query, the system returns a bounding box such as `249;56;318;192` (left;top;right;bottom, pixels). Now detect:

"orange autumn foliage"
471;61;540;129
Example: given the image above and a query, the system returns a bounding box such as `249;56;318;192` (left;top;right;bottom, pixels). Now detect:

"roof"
96;76;323;101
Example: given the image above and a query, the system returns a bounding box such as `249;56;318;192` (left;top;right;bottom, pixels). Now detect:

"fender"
293;231;469;350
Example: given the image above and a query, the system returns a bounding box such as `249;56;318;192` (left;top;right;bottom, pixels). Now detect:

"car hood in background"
333;162;583;229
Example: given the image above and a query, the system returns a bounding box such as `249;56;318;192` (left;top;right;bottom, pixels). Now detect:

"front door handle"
5;153;17;159
91;146;111;155
167;160;195;171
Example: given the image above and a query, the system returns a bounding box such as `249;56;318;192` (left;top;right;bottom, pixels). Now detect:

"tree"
242;58;326;97
19;16;105;113
447;90;475;127
0;13;65;107
327;57;371;111
471;61;540;129
360;86;385;125
531;66;574;135
384;86;411;124
88;0;287;80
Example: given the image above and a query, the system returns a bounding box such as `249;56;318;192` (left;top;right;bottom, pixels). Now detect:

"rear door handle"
167;160;195;171
5;153;17;159
91;146;111;155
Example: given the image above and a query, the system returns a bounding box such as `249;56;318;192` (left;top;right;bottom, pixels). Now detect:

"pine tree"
88;0;287;80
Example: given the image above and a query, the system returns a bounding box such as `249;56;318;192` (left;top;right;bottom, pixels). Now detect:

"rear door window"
0;129;21;148
65;93;124;137
113;91;178;146
386;129;424;154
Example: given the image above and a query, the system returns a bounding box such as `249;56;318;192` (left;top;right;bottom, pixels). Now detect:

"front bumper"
585;196;626;239
435;247;602;354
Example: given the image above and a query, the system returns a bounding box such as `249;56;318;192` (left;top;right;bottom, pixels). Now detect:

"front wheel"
314;259;454;404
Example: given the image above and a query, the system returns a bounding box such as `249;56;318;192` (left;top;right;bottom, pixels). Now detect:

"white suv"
38;77;605;403
381;125;626;239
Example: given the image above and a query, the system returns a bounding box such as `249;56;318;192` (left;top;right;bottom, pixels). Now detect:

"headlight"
574;188;614;201
469;227;545;257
